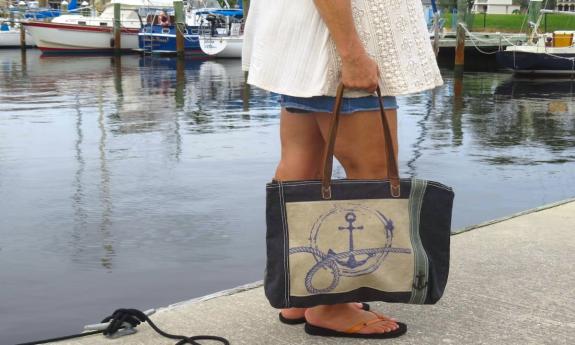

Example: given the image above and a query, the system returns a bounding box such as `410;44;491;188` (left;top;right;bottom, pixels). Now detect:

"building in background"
473;0;520;14
557;0;575;12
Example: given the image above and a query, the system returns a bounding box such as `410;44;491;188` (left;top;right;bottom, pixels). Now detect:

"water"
0;50;574;344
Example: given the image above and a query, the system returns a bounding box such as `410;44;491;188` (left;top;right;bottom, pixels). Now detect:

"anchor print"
330;212;373;269
289;206;412;294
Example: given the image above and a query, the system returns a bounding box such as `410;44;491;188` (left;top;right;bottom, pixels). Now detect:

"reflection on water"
0;51;574;344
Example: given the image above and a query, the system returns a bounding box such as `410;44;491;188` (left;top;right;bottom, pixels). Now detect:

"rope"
15;308;230;345
459;24;502;55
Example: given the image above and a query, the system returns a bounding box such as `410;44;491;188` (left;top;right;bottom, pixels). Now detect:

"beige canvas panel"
286;199;414;297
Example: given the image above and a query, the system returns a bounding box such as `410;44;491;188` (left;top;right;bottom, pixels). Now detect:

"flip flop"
278;303;371;325
304;312;407;339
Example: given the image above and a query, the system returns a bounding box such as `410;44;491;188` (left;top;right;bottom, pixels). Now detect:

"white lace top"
241;0;443;97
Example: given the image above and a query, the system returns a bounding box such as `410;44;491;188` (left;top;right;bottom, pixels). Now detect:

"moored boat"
496;10;575;76
137;0;243;57
22;0;173;54
198;27;242;58
0;22;35;48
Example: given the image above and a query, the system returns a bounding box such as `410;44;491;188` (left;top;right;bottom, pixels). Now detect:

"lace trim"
325;0;442;97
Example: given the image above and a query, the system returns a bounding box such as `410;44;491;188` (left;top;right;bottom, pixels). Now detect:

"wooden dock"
438;32;528;52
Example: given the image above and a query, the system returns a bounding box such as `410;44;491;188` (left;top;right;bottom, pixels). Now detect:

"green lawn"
443;13;575;32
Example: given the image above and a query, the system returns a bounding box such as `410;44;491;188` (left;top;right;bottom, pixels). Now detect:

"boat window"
100;22;108;27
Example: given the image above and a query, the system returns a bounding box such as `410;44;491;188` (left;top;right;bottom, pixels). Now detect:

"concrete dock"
52;200;574;345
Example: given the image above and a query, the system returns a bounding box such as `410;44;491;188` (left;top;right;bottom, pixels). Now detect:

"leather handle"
321;84;401;199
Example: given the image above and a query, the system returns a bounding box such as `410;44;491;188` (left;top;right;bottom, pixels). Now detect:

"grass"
443;13;575;33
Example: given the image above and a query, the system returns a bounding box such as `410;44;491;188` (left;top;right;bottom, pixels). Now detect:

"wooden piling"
175;58;185;109
174;1;185;57
19;22;26;49
454;0;467;77
113;3;121;54
242;1;250;111
39;0;47;7
432;12;440;57
243;71;250;112
112;56;123;96
17;1;26;49
9;10;14;28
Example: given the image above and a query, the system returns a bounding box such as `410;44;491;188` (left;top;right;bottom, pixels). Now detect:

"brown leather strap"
321;84;401;199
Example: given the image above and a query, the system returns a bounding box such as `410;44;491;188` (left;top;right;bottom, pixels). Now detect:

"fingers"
341;54;380;93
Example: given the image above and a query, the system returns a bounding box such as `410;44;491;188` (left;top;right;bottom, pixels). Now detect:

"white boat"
137;0;243;57
196;3;243;58
23;0;173;54
496;10;575;75
0;23;35;48
199;32;242;58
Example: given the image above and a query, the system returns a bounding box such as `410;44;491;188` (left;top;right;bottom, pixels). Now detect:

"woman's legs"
303;109;400;334
314;109;398;179
275;107;400;334
274;108;371;321
274;108;325;181
274;108;325;320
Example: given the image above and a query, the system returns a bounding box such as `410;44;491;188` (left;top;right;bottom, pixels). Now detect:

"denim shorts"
279;94;398;114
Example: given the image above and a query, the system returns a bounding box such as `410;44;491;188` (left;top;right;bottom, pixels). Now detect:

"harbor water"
1;50;574;344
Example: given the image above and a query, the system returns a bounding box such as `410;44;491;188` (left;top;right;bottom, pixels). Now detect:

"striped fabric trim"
408;179;429;304
278;181;290;306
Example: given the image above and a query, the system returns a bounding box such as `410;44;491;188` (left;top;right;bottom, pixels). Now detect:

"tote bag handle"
321;84;401;199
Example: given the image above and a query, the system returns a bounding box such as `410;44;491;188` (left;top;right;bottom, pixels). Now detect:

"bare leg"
275;108;371;321
274;108;324;320
302;109;400;334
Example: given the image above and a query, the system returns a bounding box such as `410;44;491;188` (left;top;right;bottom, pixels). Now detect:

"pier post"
432;11;440;57
243;71;250;112
113;3;121;54
9;9;14;28
17;1;26;49
454;0;467;77
242;0;251;111
39;0;47;8
174;1;185;58
19;21;26;49
175;58;185;109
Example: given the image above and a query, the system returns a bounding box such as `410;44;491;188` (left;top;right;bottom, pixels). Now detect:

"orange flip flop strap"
344;312;389;334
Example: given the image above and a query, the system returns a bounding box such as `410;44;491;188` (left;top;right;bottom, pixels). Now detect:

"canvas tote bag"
265;84;455;308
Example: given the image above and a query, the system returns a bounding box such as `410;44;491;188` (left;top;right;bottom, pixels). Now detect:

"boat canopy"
195;9;243;19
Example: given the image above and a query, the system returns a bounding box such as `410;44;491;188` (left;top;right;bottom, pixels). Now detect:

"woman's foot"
304;304;399;335
279;302;366;323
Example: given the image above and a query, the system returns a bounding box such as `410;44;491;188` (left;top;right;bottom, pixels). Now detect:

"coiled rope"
16;308;229;345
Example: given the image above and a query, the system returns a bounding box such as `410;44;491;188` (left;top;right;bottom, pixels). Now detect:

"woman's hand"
341;52;379;93
313;0;379;93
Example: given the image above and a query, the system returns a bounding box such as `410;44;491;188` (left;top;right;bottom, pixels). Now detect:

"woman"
242;0;443;339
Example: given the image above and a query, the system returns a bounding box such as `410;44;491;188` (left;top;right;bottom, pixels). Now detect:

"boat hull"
23;21;140;54
0;29;35;48
497;50;575;75
137;25;203;55
199;36;242;58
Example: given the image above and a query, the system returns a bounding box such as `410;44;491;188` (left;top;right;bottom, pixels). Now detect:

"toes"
363;324;390;334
